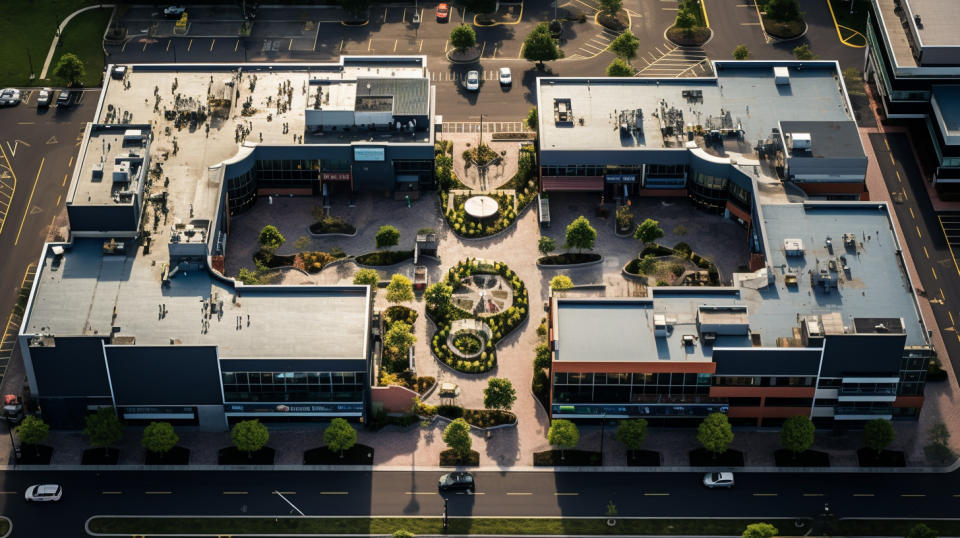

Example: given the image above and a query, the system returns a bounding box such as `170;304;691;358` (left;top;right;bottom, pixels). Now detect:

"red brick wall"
371;385;418;413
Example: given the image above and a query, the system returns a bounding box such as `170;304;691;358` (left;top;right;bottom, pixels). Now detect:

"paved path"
40;5;116;79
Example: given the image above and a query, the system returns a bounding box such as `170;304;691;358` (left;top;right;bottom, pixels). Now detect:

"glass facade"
714;376;815;387
552;371;714;404
222;371;365;403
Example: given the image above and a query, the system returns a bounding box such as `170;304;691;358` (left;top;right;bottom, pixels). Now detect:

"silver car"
703;472;735;488
464;71;480;91
0;88;21;106
25;484;62;502
36;88;54;108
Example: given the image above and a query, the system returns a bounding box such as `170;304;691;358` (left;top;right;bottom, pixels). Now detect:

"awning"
542;176;604;192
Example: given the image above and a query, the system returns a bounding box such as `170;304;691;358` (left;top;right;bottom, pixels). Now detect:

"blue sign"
354;147;385;162
606;174;637;183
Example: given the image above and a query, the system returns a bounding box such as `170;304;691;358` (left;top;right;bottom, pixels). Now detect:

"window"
222;371;365;403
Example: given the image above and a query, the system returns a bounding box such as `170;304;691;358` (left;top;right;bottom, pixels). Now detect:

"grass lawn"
0;0;107;87
87;517;811;536
49;7;114;88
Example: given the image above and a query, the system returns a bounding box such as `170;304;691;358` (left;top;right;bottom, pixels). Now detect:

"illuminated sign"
353;147;385;162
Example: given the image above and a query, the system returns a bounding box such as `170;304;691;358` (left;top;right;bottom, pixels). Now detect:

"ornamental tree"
606;58;635;77
538;236;556;256
443;418;472;459
765;0;800;21
483;378;517;411
548;419;580;459
634;218;665;244
733;44;750;60
526;107;539;131
231;419;269;459
386;274;414;304
84;407;125;457
53;53;86;87
534;343;551;370
17;416;50;456
375;225;400;249
257;224;285;252
742;522;779;538
697;412;734;457
599;0;623;15
324;418;358;457
674;8;697;33
523;23;562;68
385;321;416;357
550;275;574;291
864;418;896;455
424;281;453;317
450;24;477;52
141;421;179;457
353;268;380;287
615;418;648;456
564;215;597;252
608;30;639;62
906;524;939;538
779;415;815;458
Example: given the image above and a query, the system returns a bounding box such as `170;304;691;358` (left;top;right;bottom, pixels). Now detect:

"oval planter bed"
384;305;419;327
761;17;806;40
303;443;374;465
537;253;602;266
597;10;629;31
308;216;356;236
218;446;275;465
354;250;414;267
440;449;479;466
145;446;190;465
666;26;712;46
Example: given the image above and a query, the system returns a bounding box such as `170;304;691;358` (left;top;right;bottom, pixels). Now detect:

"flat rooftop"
874;0;918;68
932;86;960;135
70;126;147;206
779;120;865;159
743;203;927;347
905;0;960;47
23;240;370;359
537;62;852;153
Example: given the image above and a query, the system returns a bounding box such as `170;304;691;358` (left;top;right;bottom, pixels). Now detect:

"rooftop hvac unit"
112;161;130;183
790;132;811;150
783;238;804;256
774;66;790;85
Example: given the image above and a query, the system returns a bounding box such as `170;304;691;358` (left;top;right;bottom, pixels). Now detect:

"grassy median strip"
89;517;808;536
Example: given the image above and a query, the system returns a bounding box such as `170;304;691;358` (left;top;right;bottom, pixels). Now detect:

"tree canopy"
793;44;816;60
257;225;285;251
534;343;551;370
864;418;896;454
615;419;648;454
483;378;517;411
564;215;597;252
17;416;50;452
697;412;734;455
353;268;380;287
324;418;358;456
384;321;416;357
523;23;562;67
733;44;750;60
450;24;477;52
526;107;539;131
538;236;556;256
633;218;665;244
53;53;86;86
231;419;269;455
141;421;179;454
606;58;635;77
608;30;639;62
385;274;414;304
674;8;697;31
84;407;125;452
742;522;779;538
599;0;624;15
443;418;472;458
375;225;400;249
424;282;453;317
765;0;800;21
906;524;939;538
550;275;574;291
548;419;580;457
779;415;815;456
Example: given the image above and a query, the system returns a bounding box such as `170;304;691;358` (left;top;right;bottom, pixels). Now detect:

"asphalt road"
3;468;960;536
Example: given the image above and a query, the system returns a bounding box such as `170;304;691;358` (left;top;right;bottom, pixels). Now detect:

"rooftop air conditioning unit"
774;66;790;85
790;132;812;150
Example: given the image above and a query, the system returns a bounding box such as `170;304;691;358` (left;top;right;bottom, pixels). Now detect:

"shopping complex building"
539;62;932;426
866;0;960;198
19;56;435;429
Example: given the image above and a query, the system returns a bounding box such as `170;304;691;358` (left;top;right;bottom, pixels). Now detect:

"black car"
56;90;73;109
438;472;474;492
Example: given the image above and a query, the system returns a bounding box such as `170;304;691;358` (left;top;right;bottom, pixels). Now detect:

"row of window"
714;376;815;387
553;372;712;386
553;385;712;404
222;371;363;385
727;397;813;407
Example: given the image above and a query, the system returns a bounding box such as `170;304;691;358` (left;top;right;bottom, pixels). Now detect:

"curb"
0;516;10;538
536;257;604;269
446;47;482;64
306;226;358;238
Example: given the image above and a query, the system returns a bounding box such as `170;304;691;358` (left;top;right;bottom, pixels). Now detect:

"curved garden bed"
761;16;806;40
308;215;357;236
354;250;414;267
537;253;602;266
430;259;529;373
418;400;517;429
597;9;629;31
666;26;712;46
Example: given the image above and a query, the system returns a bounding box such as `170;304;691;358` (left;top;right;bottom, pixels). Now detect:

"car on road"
163;6;186;18
436;3;450;22
36;88;54;108
499;67;512;86
25;484;62;502
702;472;734;488
465;70;480;91
0;88;21;106
438;471;474;492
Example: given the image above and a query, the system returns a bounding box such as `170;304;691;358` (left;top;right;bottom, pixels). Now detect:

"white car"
36;88;54;108
702;472;734;488
499;67;512;86
163;6;186;18
465;70;480;91
25;484;62;502
0;88;21;106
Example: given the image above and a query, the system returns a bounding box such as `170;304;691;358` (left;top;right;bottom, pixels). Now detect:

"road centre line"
405;491;436;495
853;493;874;497
101;491;123;495
752;493;778;497
644;492;670;496
320;491;349;495
145;491;172;495
555;492;579;496
506;492;533;495
273;491;296;495
223;491;247;495
901;494;927;497
803;493;825;496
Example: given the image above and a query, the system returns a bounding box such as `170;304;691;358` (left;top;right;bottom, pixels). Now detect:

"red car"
436;2;450;21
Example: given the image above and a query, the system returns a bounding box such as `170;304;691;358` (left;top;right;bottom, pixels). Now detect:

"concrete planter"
536;256;604;269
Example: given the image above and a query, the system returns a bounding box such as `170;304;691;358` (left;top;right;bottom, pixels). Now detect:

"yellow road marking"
518;42;525;58
288;38;293;51
950;311;955;326
884;139;890;151
932;267;938;280
803;493;825;496
896;170;902;183
890;153;896;166
700;0;710;27
555;492;579;496
903;187;908;199
14;156;43;246
210;39;216;52
394;39;398;52
187;39;193;51
143;41;148;52
825;0;867;47
0;142;19;239
273;491;296;495
940;288;946;300
166;40;171;52
234;39;239;52
644;492;670;496
853;493;874;497
68;155;74;168
145;491;172;495
419;39;424;53
924;245;930;259
368;38;373;52
223;491;247;495
910;207;915;219
901;494;926;497
506;492;533;495
101;491;123;495
753;493;778;497
55;194;61;206
405;491;437;495
916;225;922;239
938;216;960;277
320;491;349;495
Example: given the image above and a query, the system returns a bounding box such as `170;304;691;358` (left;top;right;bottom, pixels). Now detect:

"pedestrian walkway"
442;121;529;134
636;44;711;78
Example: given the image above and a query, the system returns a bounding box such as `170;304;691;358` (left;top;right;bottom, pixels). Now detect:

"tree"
633;218;665;244
257;225;285;251
565;215;597;252
550;275;574;291
534;343;551;370
674;8;697;32
84;407;125;456
606;58;635;77
742;522;779;538
765;0;800;21
523;23;562;68
733;44;750;60
324;418;358;457
793;43;816;60
53;53;86;87
376;225;400;249
697;412;734;457
16;416;50;456
779;415;815;457
353;268;380;287
608;30;639;62
599;0;623;15
526;107;539;131
864;418;896;455
450;24;477;52
907;523;938;538
443;418;472;459
393;531;415;538
484;378;517;411
424;282;453;317
548;419;579;459
538;236;556;256
386;274;414;304
141;421;179;458
231;419;269;458
925;422;955;464
615;419;648;455
385;321;416;357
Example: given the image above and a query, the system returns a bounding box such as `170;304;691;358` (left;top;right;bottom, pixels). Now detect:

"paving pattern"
636;43;712;77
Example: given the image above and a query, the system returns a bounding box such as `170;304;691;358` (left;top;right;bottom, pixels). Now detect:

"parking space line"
235;39;239;52
187;39;193;52
14;156;43;246
210;39;216;52
142;41;149;52
166;40;171;52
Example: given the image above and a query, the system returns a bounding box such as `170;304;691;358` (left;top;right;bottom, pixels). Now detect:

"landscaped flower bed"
308;215;356;235
452;332;483;354
537;253;602;265
429;259;529;374
355;250;414;266
417;400;517;428
384;305;418;327
444;192;518;238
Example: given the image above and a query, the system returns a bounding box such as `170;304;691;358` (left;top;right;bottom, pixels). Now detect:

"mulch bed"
145;446;190;465
857;448;906;467
626;450;661;466
689;448;744;467
774;449;830;467
355;250;414;266
537;253;602;265
253;250;296;269
762;16;805;39
598;10;629;31
218;446;276;465
303;444;375;465
533;449;602;466
666;26;711;46
82;448;120;465
439;449;480;466
18;444;53;465
308;217;356;235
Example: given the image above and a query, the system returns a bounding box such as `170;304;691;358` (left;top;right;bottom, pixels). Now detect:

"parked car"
36;88;54;108
499;67;512;86
25;484;62;502
702;472;734;488
438;471;474;492
163;6;186;18
436;3;450;22
56;90;73;109
464;70;480;91
0;88;21;106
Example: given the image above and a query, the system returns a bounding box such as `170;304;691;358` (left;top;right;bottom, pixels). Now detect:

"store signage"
225;403;363;414
353;147;385;162
322;172;351;182
606;174;637;183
